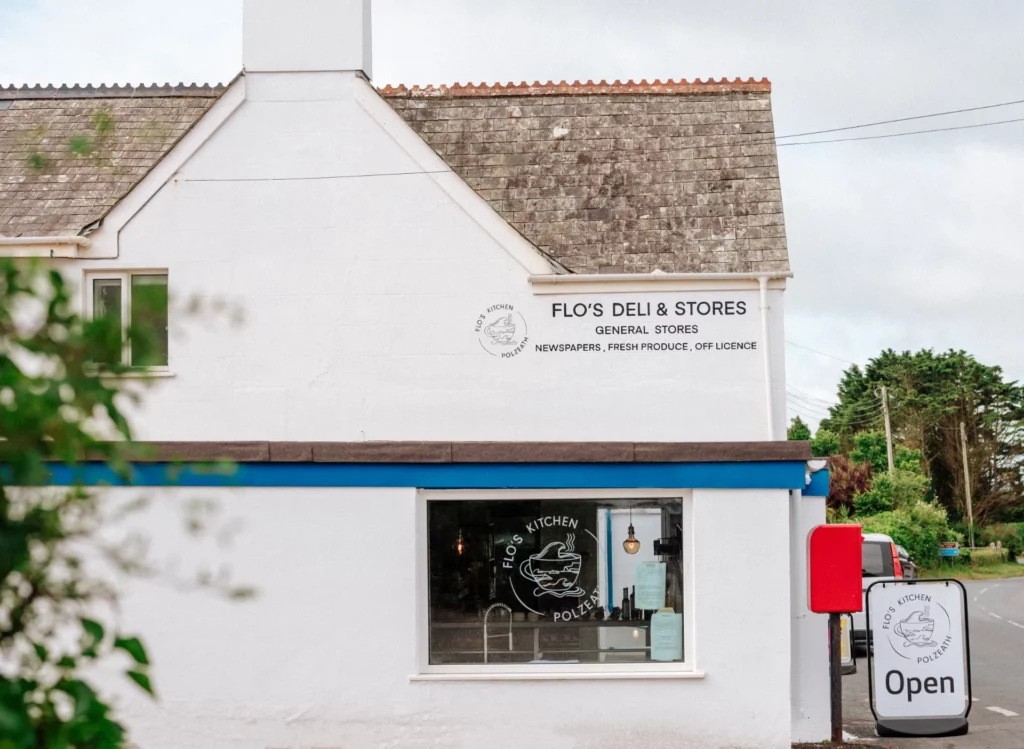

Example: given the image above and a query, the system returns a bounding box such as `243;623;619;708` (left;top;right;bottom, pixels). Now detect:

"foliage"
826;504;853;524
849;430;924;475
853;469;930;516
0;258;152;748
853;475;893;516
825;455;872;510
810;428;840;458
859;501;955;567
820;349;1024;524
25;153;48;171
978;523;1024;558
787;416;812;441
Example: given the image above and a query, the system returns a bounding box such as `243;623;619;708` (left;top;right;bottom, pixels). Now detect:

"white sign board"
868;581;969;720
473;292;762;362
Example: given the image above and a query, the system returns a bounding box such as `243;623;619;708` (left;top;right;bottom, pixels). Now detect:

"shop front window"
426;496;685;667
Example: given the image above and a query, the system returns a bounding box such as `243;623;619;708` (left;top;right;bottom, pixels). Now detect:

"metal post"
960;421;975;549
829;612;843;744
881;386;895;476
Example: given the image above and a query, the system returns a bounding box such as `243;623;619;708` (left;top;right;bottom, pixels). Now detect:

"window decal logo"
502;515;600;621
519;534;584;599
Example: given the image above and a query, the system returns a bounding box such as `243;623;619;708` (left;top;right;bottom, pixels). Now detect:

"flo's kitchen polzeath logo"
881;592;953;663
501;515;600;621
475;304;528;358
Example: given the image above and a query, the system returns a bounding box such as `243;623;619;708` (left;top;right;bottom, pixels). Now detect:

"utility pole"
880;386;895;475
960;421;975;549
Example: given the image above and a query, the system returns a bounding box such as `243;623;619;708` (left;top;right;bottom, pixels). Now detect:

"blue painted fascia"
38;461;811;490
804;468;830;497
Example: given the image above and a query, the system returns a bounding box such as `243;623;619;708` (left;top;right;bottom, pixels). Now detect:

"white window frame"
84;270;170;374
413;488;699;681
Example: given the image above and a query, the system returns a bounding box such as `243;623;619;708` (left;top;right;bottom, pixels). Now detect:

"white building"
0;1;830;746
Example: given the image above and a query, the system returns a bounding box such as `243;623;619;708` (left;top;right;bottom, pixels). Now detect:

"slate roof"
381;79;788;274
0;84;223;237
1;77;789;275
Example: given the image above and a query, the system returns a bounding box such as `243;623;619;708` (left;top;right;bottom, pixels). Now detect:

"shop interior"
427;497;685;665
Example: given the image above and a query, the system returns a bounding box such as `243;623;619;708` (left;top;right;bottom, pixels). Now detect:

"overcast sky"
3;0;1022;429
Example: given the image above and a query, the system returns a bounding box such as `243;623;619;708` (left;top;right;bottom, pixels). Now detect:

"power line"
786;397;883;423
785;340;858;365
775;98;1024;140
785;398;832;417
777;116;1024;147
785;395;884;426
786;392;882;418
786;386;882;413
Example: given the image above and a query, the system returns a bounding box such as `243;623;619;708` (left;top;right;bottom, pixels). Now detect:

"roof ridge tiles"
378;77;770;98
0;82;227;100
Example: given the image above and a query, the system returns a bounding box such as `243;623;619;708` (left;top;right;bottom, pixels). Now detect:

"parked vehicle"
851;533;905;652
896;544;917;579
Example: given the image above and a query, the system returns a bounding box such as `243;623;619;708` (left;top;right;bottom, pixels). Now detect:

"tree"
810;428;840;458
849;430;923;476
1;259;154;748
821;349;1024;524
787;415;812;441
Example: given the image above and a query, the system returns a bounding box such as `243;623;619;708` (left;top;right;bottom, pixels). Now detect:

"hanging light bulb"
623;505;640;554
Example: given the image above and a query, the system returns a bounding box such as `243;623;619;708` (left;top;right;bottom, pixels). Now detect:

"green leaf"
33;643;48;662
80;617;105;644
126;669;155;697
114;636;149;665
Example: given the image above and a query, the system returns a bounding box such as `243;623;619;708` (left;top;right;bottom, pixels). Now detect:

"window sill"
409;670;704;682
95;369;176;380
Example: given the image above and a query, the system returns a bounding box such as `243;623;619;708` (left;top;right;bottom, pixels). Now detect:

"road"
843;577;1024;748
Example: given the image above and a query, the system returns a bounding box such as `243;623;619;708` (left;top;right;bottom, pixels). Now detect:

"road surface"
843;577;1024;748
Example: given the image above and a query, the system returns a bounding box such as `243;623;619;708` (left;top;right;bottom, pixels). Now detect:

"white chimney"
243;0;372;78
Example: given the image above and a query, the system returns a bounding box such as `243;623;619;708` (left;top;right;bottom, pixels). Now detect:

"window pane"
92;278;122;364
130;274;168;367
427;498;684;665
862;542;892;577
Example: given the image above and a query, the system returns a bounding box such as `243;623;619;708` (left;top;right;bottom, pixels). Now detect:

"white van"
852;532;906;652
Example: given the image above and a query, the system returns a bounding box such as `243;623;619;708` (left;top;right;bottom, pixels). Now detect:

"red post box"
808;524;862;614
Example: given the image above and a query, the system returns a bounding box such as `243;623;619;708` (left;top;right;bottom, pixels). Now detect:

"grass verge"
920;561;1024;580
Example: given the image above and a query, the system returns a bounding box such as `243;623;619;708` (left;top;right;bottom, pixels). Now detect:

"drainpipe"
758;276;776;440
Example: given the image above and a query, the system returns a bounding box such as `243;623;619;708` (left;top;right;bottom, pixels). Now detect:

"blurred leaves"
0;258;148;749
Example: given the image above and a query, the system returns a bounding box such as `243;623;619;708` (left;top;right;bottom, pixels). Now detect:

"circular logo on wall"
475;304;529;358
882;592;953;663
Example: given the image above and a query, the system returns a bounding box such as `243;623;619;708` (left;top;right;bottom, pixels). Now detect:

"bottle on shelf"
630;586;636;620
621;587;630;621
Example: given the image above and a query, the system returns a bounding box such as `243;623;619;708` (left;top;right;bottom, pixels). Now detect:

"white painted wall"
45;67;822;745
94;485;793;749
789;492;830;742
243;0;372;77
63;71;788;444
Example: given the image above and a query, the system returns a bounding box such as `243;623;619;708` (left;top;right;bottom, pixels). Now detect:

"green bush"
811;429;840;457
852;470;929;516
860;501;955;567
978;523;1024;558
854;474;893;515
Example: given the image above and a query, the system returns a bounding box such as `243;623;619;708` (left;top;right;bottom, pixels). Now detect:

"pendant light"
622;505;641;554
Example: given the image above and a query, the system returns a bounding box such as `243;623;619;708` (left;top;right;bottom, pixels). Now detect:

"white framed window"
414;489;696;679
85;271;169;369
